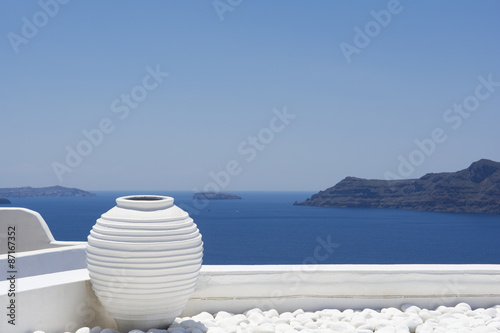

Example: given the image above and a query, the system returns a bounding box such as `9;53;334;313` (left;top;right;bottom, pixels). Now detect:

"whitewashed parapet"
183;265;500;315
0;208;84;255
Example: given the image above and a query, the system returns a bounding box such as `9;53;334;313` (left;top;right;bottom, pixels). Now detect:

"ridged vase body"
86;195;203;332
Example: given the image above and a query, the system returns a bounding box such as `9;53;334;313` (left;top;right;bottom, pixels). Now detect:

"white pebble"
222;326;238;333
205;328;225;333
415;324;434;333
342;309;354;317
191;312;214;322
252;325;274;333
418;309;438;321
341;329;357;333
456;303;472;312
301;321;316;329
272;317;289;325
214;311;234;320
319;309;342;318
361;308;379;319
328;322;353;330
401;303;416;312
484;308;498;318
274;323;295;333
289;322;305;331
295;313;313;323
228;314;248;326
279;312;294;319
248;312;265;324
76;328;90;333
128;330;145;333
383;307;404;318
395;324;411;333
358;322;375;331
262;309;279;318
404;305;422;314
403;315;424;331
374;326;396;333
487;321;500;329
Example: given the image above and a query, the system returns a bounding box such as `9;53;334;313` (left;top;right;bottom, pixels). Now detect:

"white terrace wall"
1;208;500;333
186;264;500;315
0;208;104;333
0;208;83;255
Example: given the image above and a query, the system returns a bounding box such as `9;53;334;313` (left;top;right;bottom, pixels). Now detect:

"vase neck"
116;195;174;210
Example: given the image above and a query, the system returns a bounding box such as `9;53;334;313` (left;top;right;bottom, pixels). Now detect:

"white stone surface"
87;195;203;333
66;303;500;333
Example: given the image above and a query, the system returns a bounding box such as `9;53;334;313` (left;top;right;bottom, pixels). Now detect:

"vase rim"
116;195;174;210
124;196;164;201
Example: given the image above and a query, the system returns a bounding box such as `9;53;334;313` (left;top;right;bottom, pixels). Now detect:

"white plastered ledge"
183;264;500;316
0;269;116;333
0;208;84;255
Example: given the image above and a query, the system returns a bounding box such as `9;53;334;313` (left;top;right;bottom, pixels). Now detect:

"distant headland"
0;198;11;204
0;186;95;198
193;192;242;200
294;159;500;214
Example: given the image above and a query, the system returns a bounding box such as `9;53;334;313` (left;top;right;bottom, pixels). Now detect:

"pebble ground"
34;303;500;333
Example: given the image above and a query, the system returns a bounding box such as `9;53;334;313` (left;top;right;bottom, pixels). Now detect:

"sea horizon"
4;191;500;265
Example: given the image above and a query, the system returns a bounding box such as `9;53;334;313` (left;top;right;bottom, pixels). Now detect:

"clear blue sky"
1;1;499;191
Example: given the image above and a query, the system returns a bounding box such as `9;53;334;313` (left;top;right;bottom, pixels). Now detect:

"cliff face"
0;186;95;197
294;159;500;214
193;192;242;200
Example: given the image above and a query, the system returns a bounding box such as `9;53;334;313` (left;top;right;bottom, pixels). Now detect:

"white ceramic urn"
86;195;203;332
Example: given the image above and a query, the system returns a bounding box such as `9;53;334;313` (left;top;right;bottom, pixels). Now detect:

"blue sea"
5;191;500;265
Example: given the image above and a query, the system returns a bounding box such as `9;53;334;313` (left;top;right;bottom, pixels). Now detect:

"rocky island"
0;198;11;204
0;186;95;197
294;159;500;214
193;192;242;200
